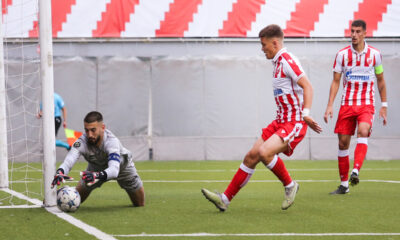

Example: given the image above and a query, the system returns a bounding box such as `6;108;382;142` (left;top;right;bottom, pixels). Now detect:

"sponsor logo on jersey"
345;70;370;81
274;88;283;96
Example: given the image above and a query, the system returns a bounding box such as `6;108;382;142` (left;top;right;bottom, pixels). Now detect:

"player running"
201;24;322;211
324;19;388;194
51;111;145;206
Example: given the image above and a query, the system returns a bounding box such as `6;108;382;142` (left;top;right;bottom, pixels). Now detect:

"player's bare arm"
324;72;342;123
376;72;387;125
297;76;322;134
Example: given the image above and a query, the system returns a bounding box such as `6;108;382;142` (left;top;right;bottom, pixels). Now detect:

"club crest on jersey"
366;57;372;65
73;142;81;148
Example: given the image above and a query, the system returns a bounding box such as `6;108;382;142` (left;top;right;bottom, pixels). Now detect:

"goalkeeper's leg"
75;181;92;203
126;186;145;207
118;162;145;207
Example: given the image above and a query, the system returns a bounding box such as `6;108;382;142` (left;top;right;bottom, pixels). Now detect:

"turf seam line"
9;168;400;173
0;188;117;240
8;179;400;184
112;232;400;237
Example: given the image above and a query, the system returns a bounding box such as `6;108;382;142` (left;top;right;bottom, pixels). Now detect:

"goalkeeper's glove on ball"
51;168;73;188
80;171;107;186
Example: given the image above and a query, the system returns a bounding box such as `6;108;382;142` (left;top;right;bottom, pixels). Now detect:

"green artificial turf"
1;160;400;240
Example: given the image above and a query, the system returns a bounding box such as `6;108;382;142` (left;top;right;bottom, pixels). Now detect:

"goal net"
0;0;56;208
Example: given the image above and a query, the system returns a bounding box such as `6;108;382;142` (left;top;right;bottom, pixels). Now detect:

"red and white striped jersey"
333;42;382;106
272;48;306;123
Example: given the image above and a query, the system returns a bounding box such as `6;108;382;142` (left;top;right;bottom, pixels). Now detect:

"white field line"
8;168;400;173
9;179;400;184
0;204;41;208
0;188;117;240
142;179;400;183
113;232;400;238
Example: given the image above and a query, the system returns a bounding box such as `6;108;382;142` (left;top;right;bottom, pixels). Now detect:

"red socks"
223;155;293;203
266;155;293;187
338;149;349;184
337;138;368;186
354;138;368;171
223;163;254;201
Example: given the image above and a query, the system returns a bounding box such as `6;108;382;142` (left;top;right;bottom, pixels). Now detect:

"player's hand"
379;107;387;126
80;171;106;186
51;168;73;189
323;106;333;123
63;121;67;128
304;116;322;134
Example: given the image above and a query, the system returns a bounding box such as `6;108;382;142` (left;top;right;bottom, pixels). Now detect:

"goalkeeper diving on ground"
51;111;145;207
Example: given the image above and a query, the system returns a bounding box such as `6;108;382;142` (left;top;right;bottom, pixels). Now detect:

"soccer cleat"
349;172;359;186
281;181;299;210
329;185;349;195
201;188;227;212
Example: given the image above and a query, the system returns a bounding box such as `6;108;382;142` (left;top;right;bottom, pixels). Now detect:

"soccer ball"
57;186;81;212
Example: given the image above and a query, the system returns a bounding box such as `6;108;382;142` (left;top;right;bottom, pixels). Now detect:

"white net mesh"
0;0;43;206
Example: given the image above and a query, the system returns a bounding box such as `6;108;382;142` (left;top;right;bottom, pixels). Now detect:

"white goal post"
39;0;57;207
0;0;8;189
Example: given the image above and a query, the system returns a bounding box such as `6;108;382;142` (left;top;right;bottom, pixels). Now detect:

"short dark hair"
259;24;284;39
351;19;366;30
84;111;103;123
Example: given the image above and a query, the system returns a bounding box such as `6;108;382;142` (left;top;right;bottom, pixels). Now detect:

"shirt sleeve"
333;52;343;73
103;138;121;180
59;138;83;175
283;54;305;82
374;51;383;67
57;95;65;109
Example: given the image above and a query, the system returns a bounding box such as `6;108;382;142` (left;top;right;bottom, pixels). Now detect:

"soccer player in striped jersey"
202;24;322;211
324;19;388;194
51;111;145;206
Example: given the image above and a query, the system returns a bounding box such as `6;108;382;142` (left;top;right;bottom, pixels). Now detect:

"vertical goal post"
39;0;57;207
0;0;9;189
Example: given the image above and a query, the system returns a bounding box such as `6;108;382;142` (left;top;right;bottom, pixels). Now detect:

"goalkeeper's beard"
88;136;100;146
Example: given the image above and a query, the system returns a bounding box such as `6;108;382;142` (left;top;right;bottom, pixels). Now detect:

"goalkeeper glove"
80;170;107;186
51;168;73;188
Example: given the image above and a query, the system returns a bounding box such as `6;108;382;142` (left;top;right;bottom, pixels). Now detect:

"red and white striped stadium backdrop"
2;0;399;38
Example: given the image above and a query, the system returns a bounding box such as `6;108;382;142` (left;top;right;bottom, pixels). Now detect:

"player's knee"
357;129;370;137
243;151;259;167
258;146;274;160
127;187;145;207
338;142;348;150
338;139;350;150
134;201;145;207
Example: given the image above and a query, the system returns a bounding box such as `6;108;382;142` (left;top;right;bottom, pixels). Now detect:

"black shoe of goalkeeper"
330;185;349;195
349;172;359;186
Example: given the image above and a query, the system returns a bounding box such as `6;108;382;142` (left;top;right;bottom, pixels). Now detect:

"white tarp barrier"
7;55;400;161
